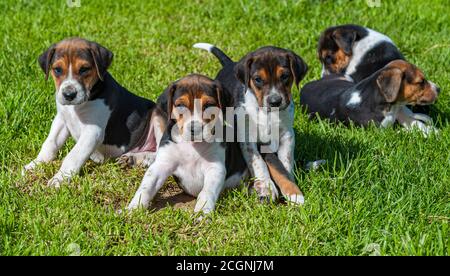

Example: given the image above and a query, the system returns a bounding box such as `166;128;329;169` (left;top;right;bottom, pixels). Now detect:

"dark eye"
176;103;187;109
280;73;290;82
420;79;426;86
53;67;62;76
79;67;91;75
325;55;333;64
254;76;264;86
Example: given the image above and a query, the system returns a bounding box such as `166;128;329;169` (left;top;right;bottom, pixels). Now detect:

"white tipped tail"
193;43;214;52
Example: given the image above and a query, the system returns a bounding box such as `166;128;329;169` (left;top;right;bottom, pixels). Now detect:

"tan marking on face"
330;49;350;73
250;68;268;107
48;39;100;92
276;65;292;102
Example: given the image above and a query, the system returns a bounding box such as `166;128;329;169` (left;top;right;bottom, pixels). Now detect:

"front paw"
22;160;39;176
409;120;439;137
285;193;305;205
47;173;66;188
254;179;279;201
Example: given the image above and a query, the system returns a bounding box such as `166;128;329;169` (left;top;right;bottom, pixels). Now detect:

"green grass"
0;0;449;255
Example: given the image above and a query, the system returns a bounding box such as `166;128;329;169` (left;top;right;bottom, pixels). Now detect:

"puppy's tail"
262;153;305;205
193;43;233;67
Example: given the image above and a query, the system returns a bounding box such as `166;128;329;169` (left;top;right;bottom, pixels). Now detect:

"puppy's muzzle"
62;85;78;102
267;94;283;108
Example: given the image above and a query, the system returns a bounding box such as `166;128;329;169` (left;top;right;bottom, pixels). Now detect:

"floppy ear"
165;83;177;121
89;42;114;81
287;51;308;88
38;44;56;81
332;29;356;55
376;67;403;103
234;55;253;91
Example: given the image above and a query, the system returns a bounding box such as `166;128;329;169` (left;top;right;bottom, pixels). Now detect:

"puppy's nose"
436;87;441;95
62;88;77;101
267;94;282;107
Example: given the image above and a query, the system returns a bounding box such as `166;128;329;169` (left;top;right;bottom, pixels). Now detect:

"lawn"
0;0;449;255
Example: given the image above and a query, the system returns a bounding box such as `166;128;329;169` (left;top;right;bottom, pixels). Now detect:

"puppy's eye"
175;103;187;110
254;76;264;86
280;73;290;82
53;67;62;76
79;67;91;75
325;55;333;64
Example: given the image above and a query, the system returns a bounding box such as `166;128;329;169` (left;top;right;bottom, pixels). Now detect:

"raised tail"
193;43;233;66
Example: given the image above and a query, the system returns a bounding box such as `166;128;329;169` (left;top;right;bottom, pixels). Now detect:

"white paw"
285;193;305;205
411;113;432;124
22;160;39;176
47;173;65;188
409;120;439;137
305;160;327;171
254;179;279;201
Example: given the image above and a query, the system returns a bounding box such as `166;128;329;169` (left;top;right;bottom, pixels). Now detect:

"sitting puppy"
317;24;436;133
300;60;440;128
23;38;163;186
194;43;307;203
126;74;248;214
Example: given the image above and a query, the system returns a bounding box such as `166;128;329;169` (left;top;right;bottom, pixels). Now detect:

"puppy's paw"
254;179;279;202
117;154;134;168
409;120;439;137
285;193;305;205
22;160;39;176
47;173;65;188
305;160;327;171
411;113;433;124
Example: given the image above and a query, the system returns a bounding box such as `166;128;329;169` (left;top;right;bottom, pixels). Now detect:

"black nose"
63;91;77;101
436;87;441;94
268;94;282;107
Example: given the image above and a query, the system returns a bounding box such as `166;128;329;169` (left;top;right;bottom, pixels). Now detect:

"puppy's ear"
287;51;308;88
165;83;177;120
38;44;56;81
235;55;254;90
332;29;356;55
376;67;403;103
89;42;114;81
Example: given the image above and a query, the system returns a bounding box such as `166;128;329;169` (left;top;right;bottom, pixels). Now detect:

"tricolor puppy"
126;74;248;214
300;60;440;128
317;24;437;134
23;38;163;186
194;43;307;203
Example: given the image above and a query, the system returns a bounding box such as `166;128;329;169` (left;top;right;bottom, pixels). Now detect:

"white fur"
23;98;127;187
127;140;230;214
345;28;394;77
239;89;301;203
193;43;214;52
346;91;362;107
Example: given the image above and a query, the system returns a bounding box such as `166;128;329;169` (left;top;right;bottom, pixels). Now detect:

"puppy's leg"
194;164;226;214
48;126;103;187
23;114;69;174
126;158;176;211
240;142;279;201
263;153;304;205
397;106;438;137
277;130;295;174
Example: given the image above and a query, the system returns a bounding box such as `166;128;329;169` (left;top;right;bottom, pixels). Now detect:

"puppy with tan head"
300;60;440;128
23;38;164;186
127;74;248;214
194;43;307;204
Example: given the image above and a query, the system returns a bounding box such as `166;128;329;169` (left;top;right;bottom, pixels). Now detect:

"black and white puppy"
194;43;307;203
23;38;163;186
317;24;436;133
126;74;248;214
300;60;440;127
